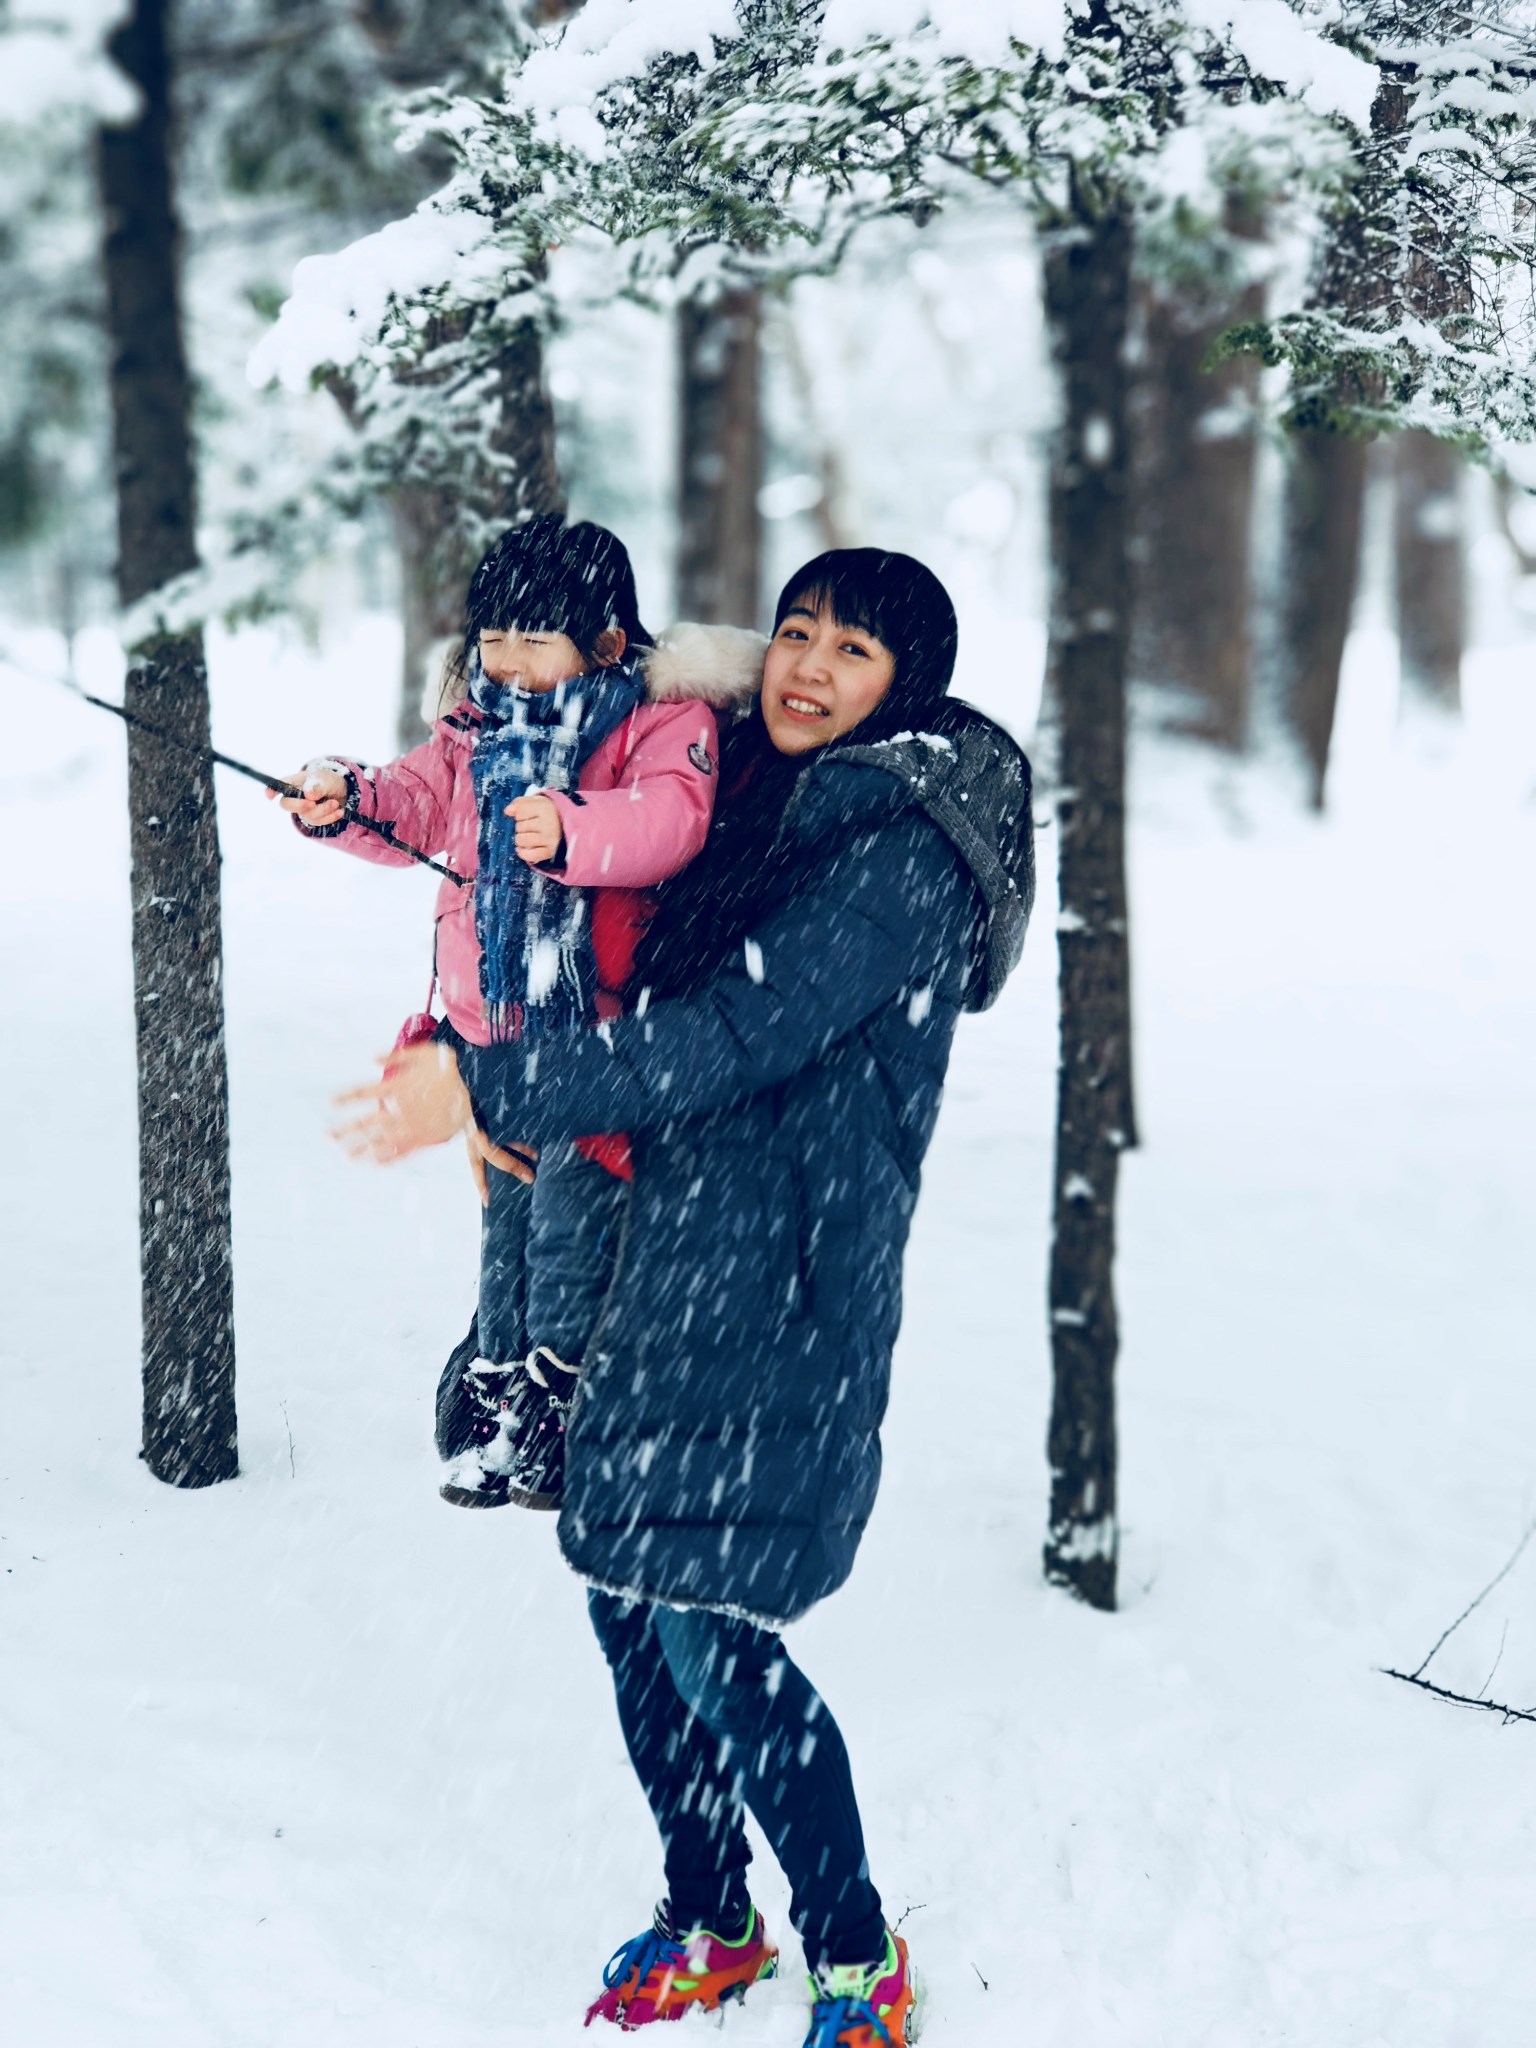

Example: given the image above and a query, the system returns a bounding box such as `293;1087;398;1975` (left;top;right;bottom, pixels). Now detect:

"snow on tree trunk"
1130;264;1261;749
677;287;763;626
1042;196;1136;1613
1279;426;1368;808
97;0;237;1487
1394;428;1463;716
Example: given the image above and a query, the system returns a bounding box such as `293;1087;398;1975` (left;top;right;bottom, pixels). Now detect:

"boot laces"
600;1922;687;1998
805;1995;890;2048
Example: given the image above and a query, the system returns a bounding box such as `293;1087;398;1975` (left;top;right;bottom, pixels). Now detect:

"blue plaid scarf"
468;656;647;1040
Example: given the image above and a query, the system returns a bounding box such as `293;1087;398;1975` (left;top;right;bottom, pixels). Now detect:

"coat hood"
641;621;766;709
832;699;1034;1011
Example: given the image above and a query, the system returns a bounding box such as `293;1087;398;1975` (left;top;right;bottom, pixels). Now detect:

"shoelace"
601;1923;687;1997
805;1994;890;2048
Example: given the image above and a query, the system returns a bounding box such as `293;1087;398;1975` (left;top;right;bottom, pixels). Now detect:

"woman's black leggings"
587;1590;886;1971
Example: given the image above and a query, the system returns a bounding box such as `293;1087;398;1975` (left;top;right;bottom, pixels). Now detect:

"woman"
337;549;1034;2048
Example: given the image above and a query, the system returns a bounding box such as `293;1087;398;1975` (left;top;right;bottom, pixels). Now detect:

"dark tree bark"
1279;427;1369;807
387;299;565;750
1394;428;1463;715
1130;265;1261;748
97;0;237;1486
1276;78;1411;807
1041;196;1137;1613
677;286;764;626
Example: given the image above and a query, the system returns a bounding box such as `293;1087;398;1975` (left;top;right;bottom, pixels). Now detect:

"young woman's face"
478;627;591;694
760;600;897;755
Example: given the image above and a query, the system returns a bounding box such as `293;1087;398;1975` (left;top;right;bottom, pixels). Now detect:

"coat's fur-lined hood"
641;622;766;708
430;622;766;723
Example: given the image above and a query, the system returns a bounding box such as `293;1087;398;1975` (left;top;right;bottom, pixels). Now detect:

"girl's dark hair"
634;546;959;1001
444;516;652;699
773;547;958;741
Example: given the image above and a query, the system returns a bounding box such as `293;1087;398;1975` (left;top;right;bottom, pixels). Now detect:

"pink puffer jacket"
299;624;765;1046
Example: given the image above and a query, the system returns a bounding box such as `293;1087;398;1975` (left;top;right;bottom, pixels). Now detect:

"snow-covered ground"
3;618;1534;2047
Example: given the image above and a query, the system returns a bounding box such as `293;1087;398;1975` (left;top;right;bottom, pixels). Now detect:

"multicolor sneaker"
805;1930;923;2047
585;1903;777;2028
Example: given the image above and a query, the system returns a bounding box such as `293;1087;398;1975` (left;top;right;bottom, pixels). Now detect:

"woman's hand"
333;1041;476;1163
268;764;348;829
465;1125;538;1205
506;792;563;866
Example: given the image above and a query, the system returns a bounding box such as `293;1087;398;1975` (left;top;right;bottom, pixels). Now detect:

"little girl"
278;516;762;1505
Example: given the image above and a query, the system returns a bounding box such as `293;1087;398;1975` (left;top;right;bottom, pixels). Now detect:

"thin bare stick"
1476;1620;1508;1700
1379;1666;1536;1727
1410;1515;1536;1681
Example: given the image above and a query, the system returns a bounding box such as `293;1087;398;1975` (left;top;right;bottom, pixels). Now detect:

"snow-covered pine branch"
265;2;1536;451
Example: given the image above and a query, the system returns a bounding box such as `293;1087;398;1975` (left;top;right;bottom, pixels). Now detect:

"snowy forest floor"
3;618;1534;2048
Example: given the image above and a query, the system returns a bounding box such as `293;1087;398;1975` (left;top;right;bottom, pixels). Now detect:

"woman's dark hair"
635;547;959;1001
772;547;958;741
444;516;652;698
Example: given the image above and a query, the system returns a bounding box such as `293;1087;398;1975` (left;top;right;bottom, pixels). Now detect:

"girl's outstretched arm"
289;722;468;868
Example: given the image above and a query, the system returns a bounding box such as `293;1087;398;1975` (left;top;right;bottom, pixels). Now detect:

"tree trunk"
1041;199;1137;1614
1279;428;1369;807
1130;272;1261;748
1394;428;1463;715
390;311;565;750
97;0;238;1486
677;286;763;626
389;485;469;749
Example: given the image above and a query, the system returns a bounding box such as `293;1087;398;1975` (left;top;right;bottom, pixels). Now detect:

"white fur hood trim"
643;621;766;709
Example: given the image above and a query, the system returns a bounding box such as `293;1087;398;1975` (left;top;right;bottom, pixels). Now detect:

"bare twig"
1379;1512;1536;1728
1379;1665;1536;1726
1477;1619;1509;1700
1410;1514;1536;1680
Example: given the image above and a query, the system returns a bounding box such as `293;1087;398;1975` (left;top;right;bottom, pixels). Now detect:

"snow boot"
804;1931;923;2048
585;1903;777;2028
438;1344;580;1511
433;1314;490;1462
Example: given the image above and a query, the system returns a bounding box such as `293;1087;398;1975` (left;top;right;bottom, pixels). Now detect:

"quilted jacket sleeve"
459;788;976;1148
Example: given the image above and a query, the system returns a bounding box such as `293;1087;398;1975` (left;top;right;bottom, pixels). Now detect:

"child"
278;517;763;1506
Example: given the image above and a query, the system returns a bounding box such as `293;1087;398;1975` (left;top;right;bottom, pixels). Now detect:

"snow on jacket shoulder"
294;623;765;1044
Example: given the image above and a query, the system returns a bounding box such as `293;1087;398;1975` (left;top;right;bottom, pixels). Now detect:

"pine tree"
1130;200;1264;749
677;286;764;625
1394;429;1464;714
98;0;238;1487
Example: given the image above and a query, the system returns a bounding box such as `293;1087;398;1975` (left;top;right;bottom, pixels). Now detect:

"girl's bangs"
471;569;574;639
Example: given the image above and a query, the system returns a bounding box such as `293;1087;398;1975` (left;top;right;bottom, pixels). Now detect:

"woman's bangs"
777;560;888;645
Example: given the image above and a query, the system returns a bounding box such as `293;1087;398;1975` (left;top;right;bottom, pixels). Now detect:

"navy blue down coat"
459;699;1034;1628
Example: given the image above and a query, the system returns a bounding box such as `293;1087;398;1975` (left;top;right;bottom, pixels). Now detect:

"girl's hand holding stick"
267;764;349;830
